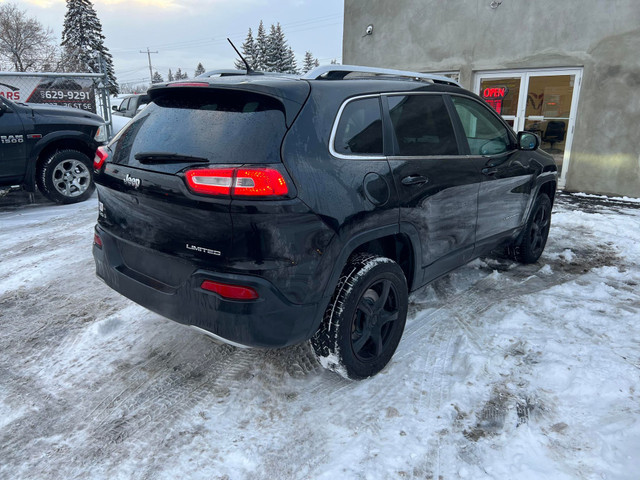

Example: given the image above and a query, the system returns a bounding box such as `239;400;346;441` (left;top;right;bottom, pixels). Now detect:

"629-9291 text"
41;90;91;101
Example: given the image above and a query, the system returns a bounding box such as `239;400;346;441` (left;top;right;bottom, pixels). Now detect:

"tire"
512;193;552;264
311;253;408;380
38;150;95;204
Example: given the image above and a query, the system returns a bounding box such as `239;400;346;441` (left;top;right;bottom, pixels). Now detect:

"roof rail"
197;69;298;79
301;65;461;87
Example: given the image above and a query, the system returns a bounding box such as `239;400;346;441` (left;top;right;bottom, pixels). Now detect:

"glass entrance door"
477;77;521;128
475;69;582;187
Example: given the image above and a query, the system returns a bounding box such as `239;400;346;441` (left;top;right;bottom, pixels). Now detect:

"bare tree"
0;3;57;72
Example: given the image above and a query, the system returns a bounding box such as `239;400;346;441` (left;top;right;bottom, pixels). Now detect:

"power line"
115;16;343;80
110;14;343;54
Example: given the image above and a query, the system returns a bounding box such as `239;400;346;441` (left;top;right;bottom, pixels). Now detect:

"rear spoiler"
147;79;310;128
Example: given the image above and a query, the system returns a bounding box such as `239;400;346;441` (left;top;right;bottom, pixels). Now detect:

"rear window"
111;89;287;168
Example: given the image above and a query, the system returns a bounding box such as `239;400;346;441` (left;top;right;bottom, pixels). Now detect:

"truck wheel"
512;193;552;264
39;150;95;204
311;253;408;380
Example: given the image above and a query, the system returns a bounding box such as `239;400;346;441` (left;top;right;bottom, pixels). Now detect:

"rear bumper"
93;226;321;348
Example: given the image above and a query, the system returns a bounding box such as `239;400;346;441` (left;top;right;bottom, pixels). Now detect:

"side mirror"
517;131;540;151
112;105;118;111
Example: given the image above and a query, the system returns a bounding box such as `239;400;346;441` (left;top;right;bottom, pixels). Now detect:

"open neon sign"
482;86;509;114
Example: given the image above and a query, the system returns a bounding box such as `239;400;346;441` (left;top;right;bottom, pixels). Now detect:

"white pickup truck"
112;94;150;118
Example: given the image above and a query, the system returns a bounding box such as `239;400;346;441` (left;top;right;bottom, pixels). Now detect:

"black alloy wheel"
351;278;401;361
514;193;552;264
311;254;408;380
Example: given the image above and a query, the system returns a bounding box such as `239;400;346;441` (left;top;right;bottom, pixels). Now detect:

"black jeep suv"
0;96;107;204
92;66;556;379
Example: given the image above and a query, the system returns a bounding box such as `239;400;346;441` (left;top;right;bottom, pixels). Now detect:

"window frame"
329;94;386;160
329;90;518;161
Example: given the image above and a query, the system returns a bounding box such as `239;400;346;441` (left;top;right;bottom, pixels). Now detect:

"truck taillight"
94;146;109;170
185;167;289;197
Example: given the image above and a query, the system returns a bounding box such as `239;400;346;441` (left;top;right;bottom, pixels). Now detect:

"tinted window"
451;96;512;155
388;94;458;156
334;97;383;156
111;89;287;169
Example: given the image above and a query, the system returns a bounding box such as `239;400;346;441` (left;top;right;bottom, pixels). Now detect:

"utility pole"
140;47;158;84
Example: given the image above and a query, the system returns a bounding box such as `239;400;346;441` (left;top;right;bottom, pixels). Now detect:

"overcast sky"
21;0;344;87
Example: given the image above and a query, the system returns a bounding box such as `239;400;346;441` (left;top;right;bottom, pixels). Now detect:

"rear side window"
333;97;383;156
111;89;287;168
451;96;512;155
388;94;458;156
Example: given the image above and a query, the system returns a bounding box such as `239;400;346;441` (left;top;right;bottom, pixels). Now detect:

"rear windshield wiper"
134;152;209;164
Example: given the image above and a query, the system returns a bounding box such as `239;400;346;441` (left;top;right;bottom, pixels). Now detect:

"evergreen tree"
195;62;205;76
175;68;184;80
152;71;163;83
261;23;297;74
235;28;256;71
255;21;268;71
61;0;118;93
265;23;293;73
167;69;174;81
284;46;298;74
302;51;316;74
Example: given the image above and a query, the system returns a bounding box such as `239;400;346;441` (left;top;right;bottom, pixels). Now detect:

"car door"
449;95;537;251
385;93;486;285
0;97;27;183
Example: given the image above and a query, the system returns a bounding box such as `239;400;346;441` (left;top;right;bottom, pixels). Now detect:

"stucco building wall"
343;0;640;197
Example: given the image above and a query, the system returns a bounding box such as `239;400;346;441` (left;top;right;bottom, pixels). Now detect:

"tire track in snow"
86;334;201;424
395;256;595;478
67;342;248;477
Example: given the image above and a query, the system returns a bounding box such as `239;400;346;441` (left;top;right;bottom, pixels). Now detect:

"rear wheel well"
352;234;415;291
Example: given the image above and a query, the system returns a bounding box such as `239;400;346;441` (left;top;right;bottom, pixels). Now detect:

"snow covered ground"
0;193;639;479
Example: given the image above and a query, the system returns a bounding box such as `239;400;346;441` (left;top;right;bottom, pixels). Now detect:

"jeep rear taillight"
185;167;289;198
186;169;234;196
94;146;109;170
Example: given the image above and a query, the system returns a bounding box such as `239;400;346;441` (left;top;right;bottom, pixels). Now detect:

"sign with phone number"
0;76;96;113
38;89;94;111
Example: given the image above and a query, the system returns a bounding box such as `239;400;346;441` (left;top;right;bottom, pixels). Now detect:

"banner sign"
0;76;96;113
